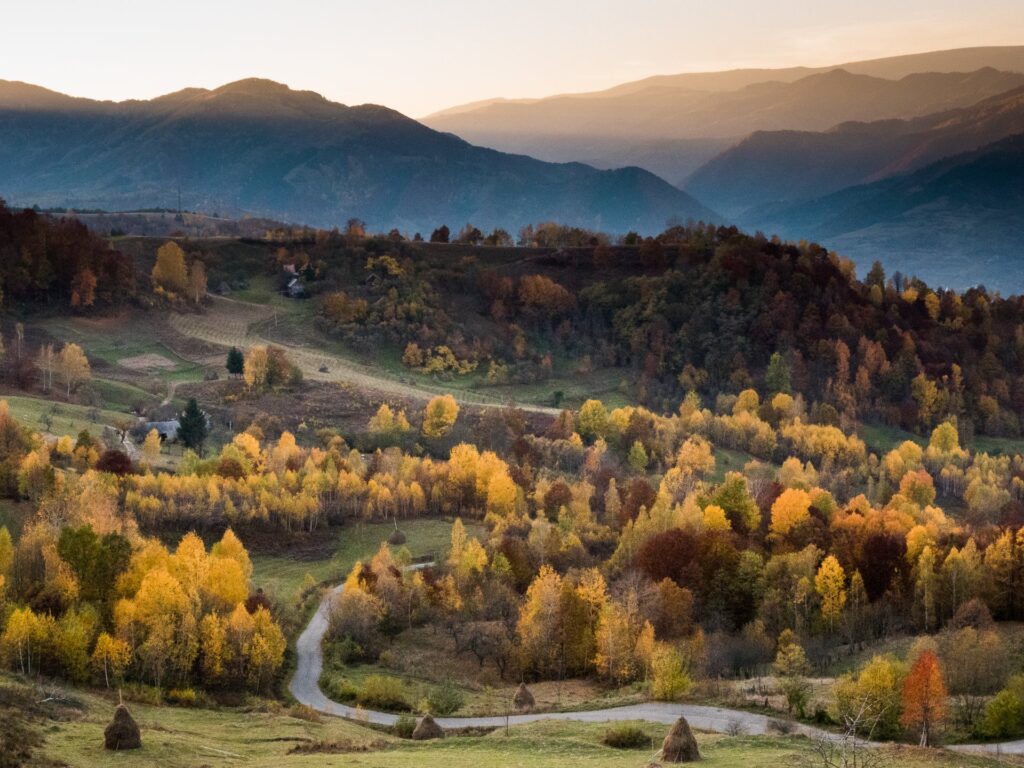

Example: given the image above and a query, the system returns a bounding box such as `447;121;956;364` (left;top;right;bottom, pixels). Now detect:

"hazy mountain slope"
760;134;1024;292
686;85;1024;216
424;64;1024;184
0;79;714;234
428;46;1024;114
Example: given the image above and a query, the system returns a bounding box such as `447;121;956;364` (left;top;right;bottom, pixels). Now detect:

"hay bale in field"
411;714;444;740
388;528;407;546
661;716;700;762
513;682;535;710
104;704;141;751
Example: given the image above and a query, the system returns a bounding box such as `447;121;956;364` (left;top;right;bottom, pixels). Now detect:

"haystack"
104;704;142;750
411;714;445;740
388;528;407;546
661;716;700;762
513;682;535;710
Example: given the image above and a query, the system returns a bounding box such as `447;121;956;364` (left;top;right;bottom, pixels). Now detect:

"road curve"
290;583;823;736
290;582;1024;754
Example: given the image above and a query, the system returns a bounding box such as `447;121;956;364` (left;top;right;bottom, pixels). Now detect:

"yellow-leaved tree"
422;394;459;438
152;241;189;294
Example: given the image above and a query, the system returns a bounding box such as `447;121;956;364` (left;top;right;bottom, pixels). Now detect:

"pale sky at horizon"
3;0;1023;117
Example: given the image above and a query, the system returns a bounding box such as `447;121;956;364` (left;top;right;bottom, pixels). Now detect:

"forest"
8;206;1024;762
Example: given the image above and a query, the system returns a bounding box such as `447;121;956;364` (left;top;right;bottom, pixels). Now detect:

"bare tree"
809;699;889;768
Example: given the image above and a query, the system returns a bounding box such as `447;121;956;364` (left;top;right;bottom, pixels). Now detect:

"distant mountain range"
687;85;1024;216
424;47;1024;185
0;78;713;234
756;133;1024;292
425;46;1024;292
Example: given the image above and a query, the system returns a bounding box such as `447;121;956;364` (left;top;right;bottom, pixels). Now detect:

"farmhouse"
144;420;180;442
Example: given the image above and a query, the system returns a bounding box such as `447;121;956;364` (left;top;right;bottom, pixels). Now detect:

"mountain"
686;84;1024;216
0;78;714;234
423;47;1024;184
759;133;1024;292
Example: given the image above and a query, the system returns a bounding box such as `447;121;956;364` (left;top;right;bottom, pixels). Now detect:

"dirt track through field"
169;295;559;415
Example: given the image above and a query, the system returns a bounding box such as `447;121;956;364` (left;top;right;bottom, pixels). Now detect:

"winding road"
289;582;1024;755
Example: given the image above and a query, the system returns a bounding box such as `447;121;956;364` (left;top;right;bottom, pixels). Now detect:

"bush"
166;688;205;707
393;714;417;738
289;704;323;723
331;637;367;665
357;675;409;711
426;679;465;716
983;690;1024;738
767;718;796;735
323;678;359;703
602;725;650;749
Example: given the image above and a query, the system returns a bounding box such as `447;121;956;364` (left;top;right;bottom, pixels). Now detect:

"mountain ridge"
0;78;714;234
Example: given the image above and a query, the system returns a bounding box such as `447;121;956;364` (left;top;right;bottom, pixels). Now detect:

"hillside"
758;133;1024;291
423;47;1024;184
0;78;713;234
686;85;1024;216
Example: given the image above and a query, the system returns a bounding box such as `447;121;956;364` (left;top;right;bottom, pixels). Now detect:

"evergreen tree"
765;352;791;394
226;347;245;377
177;398;209;454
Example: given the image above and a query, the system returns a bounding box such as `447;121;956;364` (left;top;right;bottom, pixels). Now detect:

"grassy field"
2;394;132;439
251;518;479;603
711;447;769;483
9;674;1014;768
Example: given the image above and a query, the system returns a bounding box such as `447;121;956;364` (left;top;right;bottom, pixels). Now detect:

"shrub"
323;678;359;703
602;725;649;749
393;714;417;738
328;637;366;665
426;679;465;716
650;645;692;701
357;675;409;711
166;688;203;707
289;704;323;723
983;690;1024;738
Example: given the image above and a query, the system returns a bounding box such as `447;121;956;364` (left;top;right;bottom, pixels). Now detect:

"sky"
3;0;1024;117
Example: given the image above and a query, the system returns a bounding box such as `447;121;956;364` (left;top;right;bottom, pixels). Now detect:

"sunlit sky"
4;0;1023;117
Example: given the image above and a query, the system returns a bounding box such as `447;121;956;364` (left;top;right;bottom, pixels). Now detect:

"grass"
711;447;775;483
251;518;478;603
17;683;1015;768
1;394;132;438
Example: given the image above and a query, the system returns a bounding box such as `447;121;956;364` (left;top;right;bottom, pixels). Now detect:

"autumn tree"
901;650;948;747
577;400;609;442
244;346;270;391
774;632;812;717
367;404;411;442
91;632;131;688
58;343;91;397
152;241;189;294
815;555;846;632
188;260;207;303
70;267;98;309
422;395;459;438
142;429;162;464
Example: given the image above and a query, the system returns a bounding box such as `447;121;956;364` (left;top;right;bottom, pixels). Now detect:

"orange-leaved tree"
900;649;947;746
